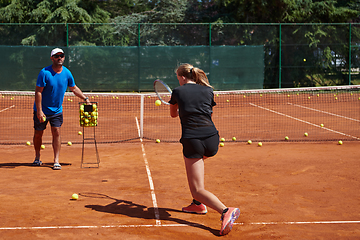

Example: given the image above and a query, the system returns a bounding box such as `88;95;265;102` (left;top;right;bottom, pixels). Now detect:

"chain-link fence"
0;23;359;91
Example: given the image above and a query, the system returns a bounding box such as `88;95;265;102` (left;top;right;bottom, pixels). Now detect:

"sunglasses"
53;54;65;58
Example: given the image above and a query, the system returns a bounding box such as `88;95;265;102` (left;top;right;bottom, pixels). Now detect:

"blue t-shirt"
33;65;75;115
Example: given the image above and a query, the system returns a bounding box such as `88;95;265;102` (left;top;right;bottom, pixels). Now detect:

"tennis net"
0;85;359;145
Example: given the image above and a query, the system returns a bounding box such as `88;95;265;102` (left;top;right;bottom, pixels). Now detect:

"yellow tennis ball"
67;141;72;146
303;59;306;62
41;145;45;149
43;116;46;122
304;132;308;137
220;138;225;142
247;140;252;144
258;142;262;147
72;193;79;200
156;139;160;143
285;136;289;140
78;131;82;135
338;140;343;145
26;141;31;146
155;100;161;106
219;142;224;147
320;124;324;127
232;137;236;141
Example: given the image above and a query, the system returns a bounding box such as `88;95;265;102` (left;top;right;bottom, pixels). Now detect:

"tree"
0;0;110;23
211;0;359;23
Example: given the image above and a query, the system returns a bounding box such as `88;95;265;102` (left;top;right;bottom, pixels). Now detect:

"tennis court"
0;140;359;239
1;86;360;239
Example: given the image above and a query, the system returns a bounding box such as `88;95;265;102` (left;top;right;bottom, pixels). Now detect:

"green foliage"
0;0;110;23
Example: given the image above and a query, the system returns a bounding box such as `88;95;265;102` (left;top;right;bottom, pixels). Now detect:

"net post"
140;94;144;139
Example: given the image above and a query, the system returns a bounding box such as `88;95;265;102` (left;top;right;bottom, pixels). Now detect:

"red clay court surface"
0;140;359;239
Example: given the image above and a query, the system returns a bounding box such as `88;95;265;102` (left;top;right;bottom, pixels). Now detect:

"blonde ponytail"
177;63;212;88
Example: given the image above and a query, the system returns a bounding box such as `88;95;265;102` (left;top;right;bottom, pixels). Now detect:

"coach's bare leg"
33;130;43;160
51;126;61;164
184;156;227;214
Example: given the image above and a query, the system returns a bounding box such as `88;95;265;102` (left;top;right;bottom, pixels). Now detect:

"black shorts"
180;133;219;159
33;112;63;131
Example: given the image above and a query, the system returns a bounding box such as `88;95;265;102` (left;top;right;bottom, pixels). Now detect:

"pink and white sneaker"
182;202;208;214
220;207;240;235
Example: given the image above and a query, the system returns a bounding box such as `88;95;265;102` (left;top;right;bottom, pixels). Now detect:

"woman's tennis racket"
154;79;172;105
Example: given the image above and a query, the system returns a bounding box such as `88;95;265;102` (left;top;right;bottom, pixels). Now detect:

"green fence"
0;23;360;91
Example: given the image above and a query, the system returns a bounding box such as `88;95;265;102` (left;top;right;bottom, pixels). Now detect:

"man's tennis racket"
154;79;172;105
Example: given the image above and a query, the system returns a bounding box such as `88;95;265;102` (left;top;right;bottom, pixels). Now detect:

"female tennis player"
169;63;240;236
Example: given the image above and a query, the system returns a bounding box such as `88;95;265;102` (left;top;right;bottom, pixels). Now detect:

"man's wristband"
84;97;89;101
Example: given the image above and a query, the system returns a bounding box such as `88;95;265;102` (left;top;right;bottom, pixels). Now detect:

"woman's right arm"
170;103;178;118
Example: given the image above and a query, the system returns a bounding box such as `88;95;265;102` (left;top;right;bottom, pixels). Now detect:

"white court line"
135;116;161;226
1;221;360;230
288;103;360;122
0;105;15;113
249;103;360;140
235;220;360;225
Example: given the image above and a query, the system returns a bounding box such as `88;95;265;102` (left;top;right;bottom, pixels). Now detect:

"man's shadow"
80;192;219;236
0;162;71;169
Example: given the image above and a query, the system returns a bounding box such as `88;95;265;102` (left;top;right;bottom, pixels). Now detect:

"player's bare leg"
184;156;227;214
51;126;61;164
33;129;43;160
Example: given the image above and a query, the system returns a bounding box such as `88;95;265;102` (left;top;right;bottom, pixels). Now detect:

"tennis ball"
156;139;160;143
247;140;252;144
72;193;79;200
220;138;225;142
308;96;311;99
43;116;46;122
258;142;262;147
67;141;72;146
232;137;236;141
155;100;161;106
78;131;82;135
41;145;45;149
219;142;224;147
285;136;289;140
338;140;343;145
335;97;338;100
304;132;308;137
226;100;229;102
26;141;31;146
303;59;306;62
320;124;324;127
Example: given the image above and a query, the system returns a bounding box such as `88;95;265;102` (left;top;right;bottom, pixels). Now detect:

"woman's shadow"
80;192;220;236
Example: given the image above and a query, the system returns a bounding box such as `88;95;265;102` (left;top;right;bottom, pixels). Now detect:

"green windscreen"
0;45;264;91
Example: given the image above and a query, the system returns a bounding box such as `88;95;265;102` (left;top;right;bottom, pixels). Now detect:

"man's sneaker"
32;159;42;166
220;207;240;236
182;202;207;214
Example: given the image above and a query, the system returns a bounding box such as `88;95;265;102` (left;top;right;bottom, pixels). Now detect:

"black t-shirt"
169;83;218;139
